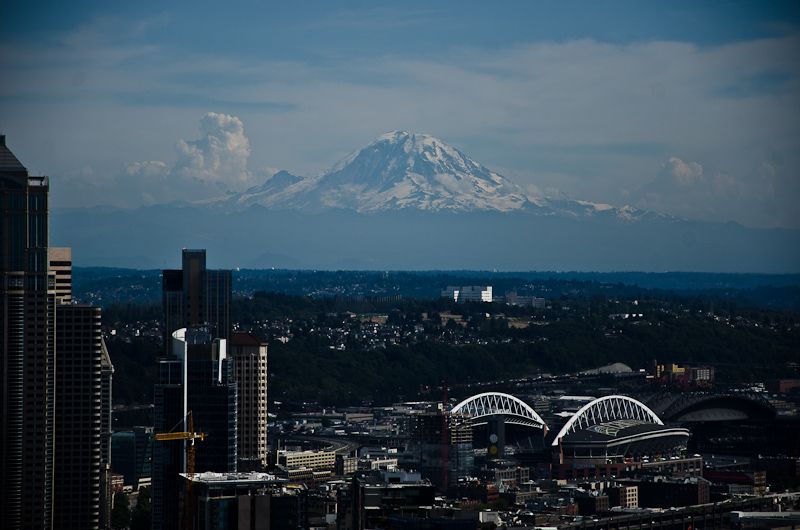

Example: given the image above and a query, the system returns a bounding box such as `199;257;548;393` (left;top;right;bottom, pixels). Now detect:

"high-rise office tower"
155;251;233;528
46;246;113;530
0;135;56;530
162;249;231;355
152;352;185;530
53;304;104;530
230;332;269;470
47;247;72;304
152;328;237;530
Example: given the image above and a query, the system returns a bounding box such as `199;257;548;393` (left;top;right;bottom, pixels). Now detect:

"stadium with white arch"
451;392;548;432
549;394;689;464
448;392;689;466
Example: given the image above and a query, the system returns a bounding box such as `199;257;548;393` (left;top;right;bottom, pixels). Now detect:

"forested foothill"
79;268;799;408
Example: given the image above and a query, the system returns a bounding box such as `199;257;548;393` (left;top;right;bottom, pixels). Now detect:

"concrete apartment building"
608;485;639;508
48;247;72;304
277;450;337;472
441;285;493;303
230;332;269;471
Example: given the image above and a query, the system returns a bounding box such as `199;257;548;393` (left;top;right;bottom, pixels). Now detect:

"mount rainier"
53;131;798;271
219;131;649;221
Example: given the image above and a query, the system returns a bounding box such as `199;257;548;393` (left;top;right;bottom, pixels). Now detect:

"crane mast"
154;410;206;476
154;410;206;529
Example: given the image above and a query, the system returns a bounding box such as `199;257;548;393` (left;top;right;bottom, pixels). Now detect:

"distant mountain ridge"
219;131;656;221
49;131;800;272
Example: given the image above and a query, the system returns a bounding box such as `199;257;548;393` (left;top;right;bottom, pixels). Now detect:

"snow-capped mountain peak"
225;130;537;212
219;131;650;221
313;130;534;212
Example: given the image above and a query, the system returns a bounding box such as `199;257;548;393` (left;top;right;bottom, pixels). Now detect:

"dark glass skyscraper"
0;135;56;530
162;249;231;355
152;328;237;530
152;355;185;530
155;249;234;529
53;304;104;530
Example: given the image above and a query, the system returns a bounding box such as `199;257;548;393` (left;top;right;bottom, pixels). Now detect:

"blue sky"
1;1;798;228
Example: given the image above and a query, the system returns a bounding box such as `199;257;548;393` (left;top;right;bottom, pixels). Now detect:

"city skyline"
1;3;800;528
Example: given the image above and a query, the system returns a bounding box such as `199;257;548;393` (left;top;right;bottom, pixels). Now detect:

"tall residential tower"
230;332;269;470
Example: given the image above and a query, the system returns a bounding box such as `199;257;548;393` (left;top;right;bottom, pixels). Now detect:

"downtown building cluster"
159;380;798;529
0;136;113;530
153;248;270;530
0;137;272;530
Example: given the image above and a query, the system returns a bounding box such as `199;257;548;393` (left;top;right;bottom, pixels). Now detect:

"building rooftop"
232;332;264;346
0;135;27;174
180;471;283;484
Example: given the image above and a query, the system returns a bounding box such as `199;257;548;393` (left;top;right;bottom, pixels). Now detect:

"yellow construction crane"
154;410;206;476
155;410;206;530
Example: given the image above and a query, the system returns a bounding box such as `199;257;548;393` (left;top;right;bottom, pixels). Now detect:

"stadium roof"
564;419;688;445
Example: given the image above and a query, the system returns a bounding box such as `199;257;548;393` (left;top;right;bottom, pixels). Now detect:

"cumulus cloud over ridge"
661;157;704;187
173;112;251;186
122;112;260;204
